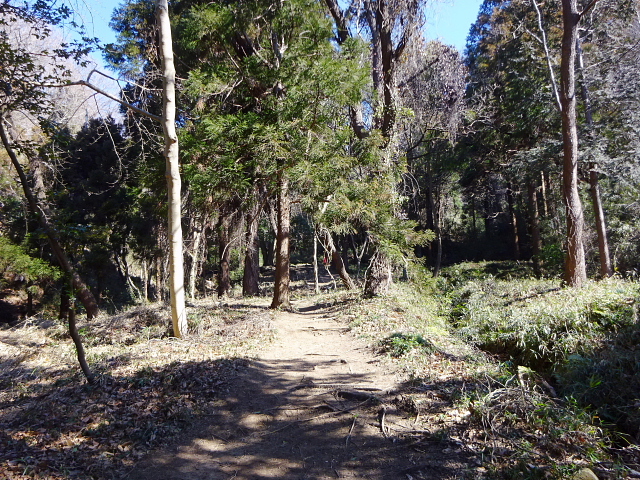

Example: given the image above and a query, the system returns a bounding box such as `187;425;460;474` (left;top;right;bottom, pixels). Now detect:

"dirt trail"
127;300;473;479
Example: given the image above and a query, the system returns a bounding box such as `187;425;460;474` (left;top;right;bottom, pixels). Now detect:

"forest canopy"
0;0;638;322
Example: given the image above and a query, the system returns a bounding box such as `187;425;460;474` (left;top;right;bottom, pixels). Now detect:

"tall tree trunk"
317;225;356;290
157;0;187;336
313;233;320;294
0;115;99;319
141;258;149;302
560;0;587;287
528;182;543;277
155;256;164;302
577;39;612;278
507;183;521;260
243;200;262;296
540;171;549;217
217;213;232;298
270;174;291;309
484;198;492;239
188;217;207;300
433;199;443;277
589;167;612;277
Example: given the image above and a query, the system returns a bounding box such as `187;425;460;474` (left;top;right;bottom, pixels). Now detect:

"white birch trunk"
157;0;187;336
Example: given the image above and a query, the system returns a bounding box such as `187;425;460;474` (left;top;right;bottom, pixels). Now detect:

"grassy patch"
380;332;436;357
442;262;640;446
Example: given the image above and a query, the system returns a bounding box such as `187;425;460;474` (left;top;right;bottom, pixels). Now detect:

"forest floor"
1;266;639;479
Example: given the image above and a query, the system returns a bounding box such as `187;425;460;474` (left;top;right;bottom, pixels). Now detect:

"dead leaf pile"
0;301;273;480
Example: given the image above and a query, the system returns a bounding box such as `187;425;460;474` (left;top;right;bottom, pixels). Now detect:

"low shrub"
380;332;436;357
446;266;640;440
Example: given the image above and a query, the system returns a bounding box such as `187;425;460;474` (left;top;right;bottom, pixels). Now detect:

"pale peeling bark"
560;0;587;287
157;0;187;336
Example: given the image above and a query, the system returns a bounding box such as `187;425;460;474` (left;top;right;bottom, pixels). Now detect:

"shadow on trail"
128;359;472;480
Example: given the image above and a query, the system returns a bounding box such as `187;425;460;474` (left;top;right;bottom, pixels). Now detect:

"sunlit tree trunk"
577;39;612;278
528;182;543;277
68;297;94;384
560;0;587;287
187;217;207;300
270;173;291;309
157;0;187;335
507;183;521;260
364;248;392;297
217;212;232;298
313;233;320;294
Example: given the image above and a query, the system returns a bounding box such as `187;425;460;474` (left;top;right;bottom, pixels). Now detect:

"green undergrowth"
325;277;633;478
442;262;640;443
334;283;485;368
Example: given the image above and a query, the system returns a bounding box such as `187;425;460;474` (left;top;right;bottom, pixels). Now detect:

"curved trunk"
317;226;356;290
0;115;99;318
68;301;94;384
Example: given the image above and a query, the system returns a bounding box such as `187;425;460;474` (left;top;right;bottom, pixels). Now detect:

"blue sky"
73;0;484;62
425;0;484;52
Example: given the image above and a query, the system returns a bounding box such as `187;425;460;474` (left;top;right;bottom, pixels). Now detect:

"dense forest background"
2;0;640;477
0;0;639;321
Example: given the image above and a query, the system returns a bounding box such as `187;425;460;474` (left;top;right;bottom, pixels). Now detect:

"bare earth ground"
127;300;475;480
3;274;637;479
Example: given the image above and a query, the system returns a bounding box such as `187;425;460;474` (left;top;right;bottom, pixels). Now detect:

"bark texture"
364;250;392;297
560;0;587;287
577;39;612;278
243;200;262;297
158;0;187;335
317;226;356;290
270;174;291;309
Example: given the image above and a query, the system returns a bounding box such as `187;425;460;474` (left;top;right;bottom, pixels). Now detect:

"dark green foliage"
0;236;60;285
50;117;138;307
